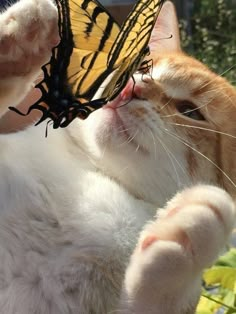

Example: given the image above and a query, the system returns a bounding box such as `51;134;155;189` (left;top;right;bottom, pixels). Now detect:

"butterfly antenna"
159;34;173;41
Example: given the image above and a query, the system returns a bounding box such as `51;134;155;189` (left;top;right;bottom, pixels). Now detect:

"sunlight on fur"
0;0;235;313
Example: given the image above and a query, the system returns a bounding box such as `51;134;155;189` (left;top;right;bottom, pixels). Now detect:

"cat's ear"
149;1;181;54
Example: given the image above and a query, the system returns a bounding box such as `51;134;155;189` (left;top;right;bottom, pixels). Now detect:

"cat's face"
79;3;236;205
81;51;236;204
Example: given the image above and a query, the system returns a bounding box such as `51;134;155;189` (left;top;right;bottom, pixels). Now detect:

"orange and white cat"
0;0;235;313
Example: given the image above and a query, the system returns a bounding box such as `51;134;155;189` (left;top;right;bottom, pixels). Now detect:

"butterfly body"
101;46;151;101
9;0;164;129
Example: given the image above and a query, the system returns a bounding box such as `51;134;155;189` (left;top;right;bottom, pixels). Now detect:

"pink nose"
104;77;145;110
105;79;134;109
120;79;144;100
120;79;135;100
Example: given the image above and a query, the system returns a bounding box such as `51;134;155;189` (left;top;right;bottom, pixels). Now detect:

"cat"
0;0;235;313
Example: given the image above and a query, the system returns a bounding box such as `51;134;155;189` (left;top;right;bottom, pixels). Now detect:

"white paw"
0;0;59;79
121;185;236;314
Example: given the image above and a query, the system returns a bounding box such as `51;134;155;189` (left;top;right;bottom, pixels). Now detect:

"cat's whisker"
147;126;189;187
156;130;190;182
214;88;236;107
118;128;139;147
117;126;135;134
217;64;236;79
147;128;157;160
159;94;174;111
100;131;111;159
160;95;215;119
151;131;181;188
169;122;236;139
198;64;236;91
116;124;126;133
116;165;131;180
201;85;236;105
108;309;127;314
160;84;235;120
163;128;236;189
202;85;233;94
127;129;139;144
159;79;190;113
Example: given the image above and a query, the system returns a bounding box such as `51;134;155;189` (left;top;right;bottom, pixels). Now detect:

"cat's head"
79;1;236;205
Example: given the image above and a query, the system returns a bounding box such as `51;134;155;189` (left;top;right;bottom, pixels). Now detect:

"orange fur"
131;40;236;197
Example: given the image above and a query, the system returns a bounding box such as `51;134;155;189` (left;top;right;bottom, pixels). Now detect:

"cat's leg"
0;0;59;117
120;185;236;314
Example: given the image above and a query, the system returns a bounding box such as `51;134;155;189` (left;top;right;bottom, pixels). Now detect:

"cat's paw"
121;185;236;314
0;0;59;79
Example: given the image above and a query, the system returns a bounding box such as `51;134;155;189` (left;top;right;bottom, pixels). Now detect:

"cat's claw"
121;185;236;314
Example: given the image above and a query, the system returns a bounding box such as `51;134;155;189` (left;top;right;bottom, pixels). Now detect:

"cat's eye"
176;101;205;121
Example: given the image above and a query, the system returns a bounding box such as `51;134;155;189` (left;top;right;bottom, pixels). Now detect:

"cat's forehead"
151;55;217;101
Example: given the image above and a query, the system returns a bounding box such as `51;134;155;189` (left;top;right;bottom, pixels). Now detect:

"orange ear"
149;1;181;54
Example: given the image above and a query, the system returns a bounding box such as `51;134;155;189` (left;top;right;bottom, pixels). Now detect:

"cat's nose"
120;79;134;101
132;84;144;100
105;78;147;110
114;79;145;103
105;79;134;109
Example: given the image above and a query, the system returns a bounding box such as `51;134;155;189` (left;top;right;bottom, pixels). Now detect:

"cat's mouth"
105;79;146;109
102;100;131;140
101;81;148;153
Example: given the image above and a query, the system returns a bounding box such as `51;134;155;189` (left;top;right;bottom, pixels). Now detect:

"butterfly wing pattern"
102;0;164;100
9;0;164;129
67;0;120;100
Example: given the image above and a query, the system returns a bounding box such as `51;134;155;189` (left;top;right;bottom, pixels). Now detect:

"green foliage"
196;248;236;314
179;1;236;311
180;0;236;84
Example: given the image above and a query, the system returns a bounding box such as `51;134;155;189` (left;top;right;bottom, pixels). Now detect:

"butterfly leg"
139;59;153;82
120;185;236;314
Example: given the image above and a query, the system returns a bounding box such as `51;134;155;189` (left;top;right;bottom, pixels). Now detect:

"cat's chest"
0;164;154;267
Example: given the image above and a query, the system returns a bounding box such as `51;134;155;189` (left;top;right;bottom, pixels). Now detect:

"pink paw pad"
141;229;192;253
141;235;159;250
141;205;194;253
165;206;181;219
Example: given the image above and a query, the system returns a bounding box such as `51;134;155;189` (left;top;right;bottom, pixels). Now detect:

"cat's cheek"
84;107;129;148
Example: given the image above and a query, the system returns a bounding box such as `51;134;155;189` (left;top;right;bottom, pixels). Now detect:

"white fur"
121;186;236;314
0;1;234;313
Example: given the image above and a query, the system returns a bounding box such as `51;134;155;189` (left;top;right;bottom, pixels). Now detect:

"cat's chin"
83;102;146;157
102;106;128;134
90;105;132;144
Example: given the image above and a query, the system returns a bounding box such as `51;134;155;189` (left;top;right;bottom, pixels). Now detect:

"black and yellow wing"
68;0;164;102
67;0;121;100
9;0;164;129
10;0;117;128
102;0;164;100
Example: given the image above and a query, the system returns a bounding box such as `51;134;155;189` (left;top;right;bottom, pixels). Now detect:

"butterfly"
9;0;164;128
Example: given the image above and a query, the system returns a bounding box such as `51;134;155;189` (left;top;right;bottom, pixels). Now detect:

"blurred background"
102;0;236;84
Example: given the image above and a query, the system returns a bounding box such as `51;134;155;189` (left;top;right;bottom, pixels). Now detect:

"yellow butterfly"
9;0;164;128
